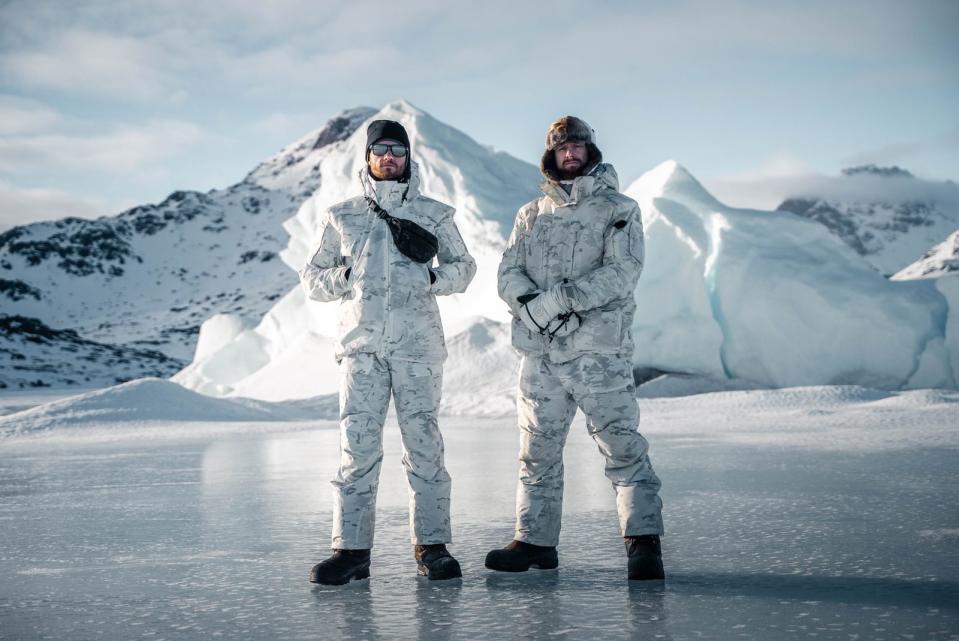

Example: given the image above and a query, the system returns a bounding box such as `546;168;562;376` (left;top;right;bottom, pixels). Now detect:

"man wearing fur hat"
299;119;476;584
488;116;665;581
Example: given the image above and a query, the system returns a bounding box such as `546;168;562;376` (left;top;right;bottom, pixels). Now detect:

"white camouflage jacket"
299;161;476;362
498;163;645;363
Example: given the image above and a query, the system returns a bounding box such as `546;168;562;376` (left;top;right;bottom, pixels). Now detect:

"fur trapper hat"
540;115;603;182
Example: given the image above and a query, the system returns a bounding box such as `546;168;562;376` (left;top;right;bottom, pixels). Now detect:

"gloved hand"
526;284;570;325
544;311;581;338
517;292;547;333
517;285;572;335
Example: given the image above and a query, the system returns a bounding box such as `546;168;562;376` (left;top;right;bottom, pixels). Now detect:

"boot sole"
309;564;371;586
417;560;463;580
484;557;559;572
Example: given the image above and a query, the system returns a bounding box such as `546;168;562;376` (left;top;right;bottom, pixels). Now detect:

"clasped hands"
517;284;580;338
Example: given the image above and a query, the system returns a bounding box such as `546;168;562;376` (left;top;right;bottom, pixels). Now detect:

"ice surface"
1;386;957;640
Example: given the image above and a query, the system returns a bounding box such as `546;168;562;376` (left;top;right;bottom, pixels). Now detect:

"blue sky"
1;0;957;229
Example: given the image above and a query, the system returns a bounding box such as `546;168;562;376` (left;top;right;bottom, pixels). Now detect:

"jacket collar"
541;162;619;207
361;160;422;210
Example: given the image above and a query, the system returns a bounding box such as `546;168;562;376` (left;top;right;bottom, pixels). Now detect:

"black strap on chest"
365;197;439;264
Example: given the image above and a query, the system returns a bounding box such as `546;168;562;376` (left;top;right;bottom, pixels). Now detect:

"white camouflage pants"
332;353;452;549
514;354;664;547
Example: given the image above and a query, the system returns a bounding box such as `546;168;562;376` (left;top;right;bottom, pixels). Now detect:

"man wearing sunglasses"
299;119;476;585
489;116;665;581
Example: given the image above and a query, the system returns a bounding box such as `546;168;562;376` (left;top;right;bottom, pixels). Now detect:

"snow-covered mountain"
776;165;959;276
174;101;541;406
0;107;378;388
893;230;959;281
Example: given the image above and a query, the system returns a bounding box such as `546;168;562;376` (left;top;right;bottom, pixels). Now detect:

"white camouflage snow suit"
299;161;476;549
498;161;664;547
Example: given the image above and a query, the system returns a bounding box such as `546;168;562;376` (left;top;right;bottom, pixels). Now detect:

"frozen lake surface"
1;386;958;640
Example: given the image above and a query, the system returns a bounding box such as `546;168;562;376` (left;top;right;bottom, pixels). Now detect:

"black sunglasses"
370;143;408;157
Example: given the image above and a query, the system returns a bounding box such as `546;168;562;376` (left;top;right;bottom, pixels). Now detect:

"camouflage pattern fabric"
298;161;474;549
498;161;663;546
514;353;663;546
498;163;646;364
332;353;452;549
299;161;476;362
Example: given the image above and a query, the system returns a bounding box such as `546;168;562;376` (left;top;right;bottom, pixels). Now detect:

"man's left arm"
563;203;645;312
429;210;477;296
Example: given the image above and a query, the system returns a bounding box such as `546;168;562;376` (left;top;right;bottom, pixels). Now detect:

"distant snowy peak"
776;168;959;276
841;164;914;178
893;230;959;280
280;99;541;270
246;106;377;194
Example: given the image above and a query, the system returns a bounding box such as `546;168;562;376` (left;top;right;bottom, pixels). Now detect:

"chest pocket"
338;212;374;259
525;216;551;282
568;211;608;277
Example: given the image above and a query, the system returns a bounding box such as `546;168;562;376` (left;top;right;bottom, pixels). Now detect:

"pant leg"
563;354;664;537
389;358;452;545
331;353;392;549
514;355;578;547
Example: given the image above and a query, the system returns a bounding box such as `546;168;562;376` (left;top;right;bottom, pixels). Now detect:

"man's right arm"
298;212;351;302
497;205;539;316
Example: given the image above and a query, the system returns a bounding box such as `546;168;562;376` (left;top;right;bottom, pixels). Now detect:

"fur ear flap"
540;150;562;182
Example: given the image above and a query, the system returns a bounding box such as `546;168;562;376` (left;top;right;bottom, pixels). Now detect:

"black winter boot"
309;549;371;585
414;544;462;580
625;535;664;581
485;540;559;572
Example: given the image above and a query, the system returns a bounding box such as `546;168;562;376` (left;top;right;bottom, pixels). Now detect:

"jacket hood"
361;159;422;209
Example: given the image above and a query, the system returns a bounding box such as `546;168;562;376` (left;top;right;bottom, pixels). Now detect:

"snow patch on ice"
0;378;338;440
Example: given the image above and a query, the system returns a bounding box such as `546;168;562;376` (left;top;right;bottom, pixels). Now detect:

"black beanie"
366;120;410;153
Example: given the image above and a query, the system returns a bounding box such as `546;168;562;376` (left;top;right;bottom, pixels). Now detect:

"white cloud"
0;30;171;100
0;120;206;173
706;162;959;212
0;95;63;134
0;179;112;230
4;0;953;103
843;128;959;167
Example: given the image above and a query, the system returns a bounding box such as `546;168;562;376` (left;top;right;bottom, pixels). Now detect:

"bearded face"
554;141;588;179
368;138;408;180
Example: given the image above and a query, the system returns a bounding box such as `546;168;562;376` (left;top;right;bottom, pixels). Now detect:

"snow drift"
0;378;338;439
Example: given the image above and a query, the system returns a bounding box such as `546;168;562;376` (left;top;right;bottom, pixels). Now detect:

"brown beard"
559;162;585;180
370;162;404;180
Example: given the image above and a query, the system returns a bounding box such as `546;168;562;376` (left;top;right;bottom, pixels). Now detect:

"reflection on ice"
1;406;958;640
